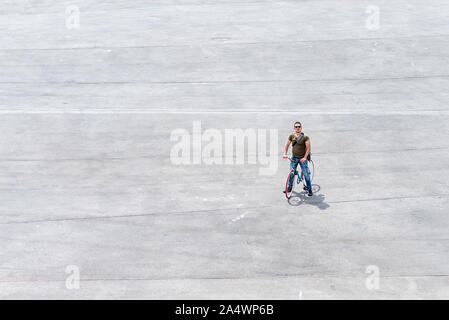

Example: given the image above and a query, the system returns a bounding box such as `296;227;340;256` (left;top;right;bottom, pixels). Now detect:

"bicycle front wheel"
285;169;296;199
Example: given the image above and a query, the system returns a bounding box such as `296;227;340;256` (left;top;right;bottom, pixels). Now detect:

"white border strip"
1;109;449;115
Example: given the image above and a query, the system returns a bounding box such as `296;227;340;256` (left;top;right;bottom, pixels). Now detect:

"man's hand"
283;154;288;159
300;158;306;162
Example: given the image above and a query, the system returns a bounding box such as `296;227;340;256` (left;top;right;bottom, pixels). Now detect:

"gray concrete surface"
0;0;449;299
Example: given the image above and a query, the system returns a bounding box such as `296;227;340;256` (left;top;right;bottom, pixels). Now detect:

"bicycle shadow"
287;184;330;210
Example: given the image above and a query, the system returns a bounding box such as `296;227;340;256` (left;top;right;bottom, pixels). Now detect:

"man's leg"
288;157;299;188
300;160;312;192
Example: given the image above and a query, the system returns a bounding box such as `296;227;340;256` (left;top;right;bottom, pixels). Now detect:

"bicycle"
284;157;314;200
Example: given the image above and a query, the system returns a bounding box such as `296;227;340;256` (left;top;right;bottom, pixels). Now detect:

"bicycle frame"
287;157;305;183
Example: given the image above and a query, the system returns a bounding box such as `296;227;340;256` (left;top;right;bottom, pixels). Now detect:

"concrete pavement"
0;0;448;299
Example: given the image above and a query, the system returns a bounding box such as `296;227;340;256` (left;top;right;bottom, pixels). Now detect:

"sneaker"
307;189;313;197
283;186;292;193
303;186;308;191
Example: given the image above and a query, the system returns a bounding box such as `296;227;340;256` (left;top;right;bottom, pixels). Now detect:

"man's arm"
300;139;311;162
283;139;291;159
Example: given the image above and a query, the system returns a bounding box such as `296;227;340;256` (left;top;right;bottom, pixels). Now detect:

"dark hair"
294;121;301;126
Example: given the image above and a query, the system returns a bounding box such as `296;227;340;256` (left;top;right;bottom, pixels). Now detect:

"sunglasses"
294;125;301;128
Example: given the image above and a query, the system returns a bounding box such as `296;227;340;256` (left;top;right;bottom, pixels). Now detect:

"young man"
283;121;313;196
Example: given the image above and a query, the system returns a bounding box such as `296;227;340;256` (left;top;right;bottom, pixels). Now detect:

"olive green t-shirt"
288;133;310;158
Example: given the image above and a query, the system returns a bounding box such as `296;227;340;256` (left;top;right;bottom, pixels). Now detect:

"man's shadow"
287;184;330;210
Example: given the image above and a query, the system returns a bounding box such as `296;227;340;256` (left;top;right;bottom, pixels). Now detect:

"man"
283;121;313;196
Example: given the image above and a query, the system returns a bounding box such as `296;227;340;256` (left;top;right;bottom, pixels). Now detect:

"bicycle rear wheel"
285;169;296;199
309;160;315;182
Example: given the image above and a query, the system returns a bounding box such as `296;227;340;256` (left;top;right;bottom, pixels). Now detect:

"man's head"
293;121;302;133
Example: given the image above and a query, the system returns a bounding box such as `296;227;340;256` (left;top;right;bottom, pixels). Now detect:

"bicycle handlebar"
286;157;310;163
